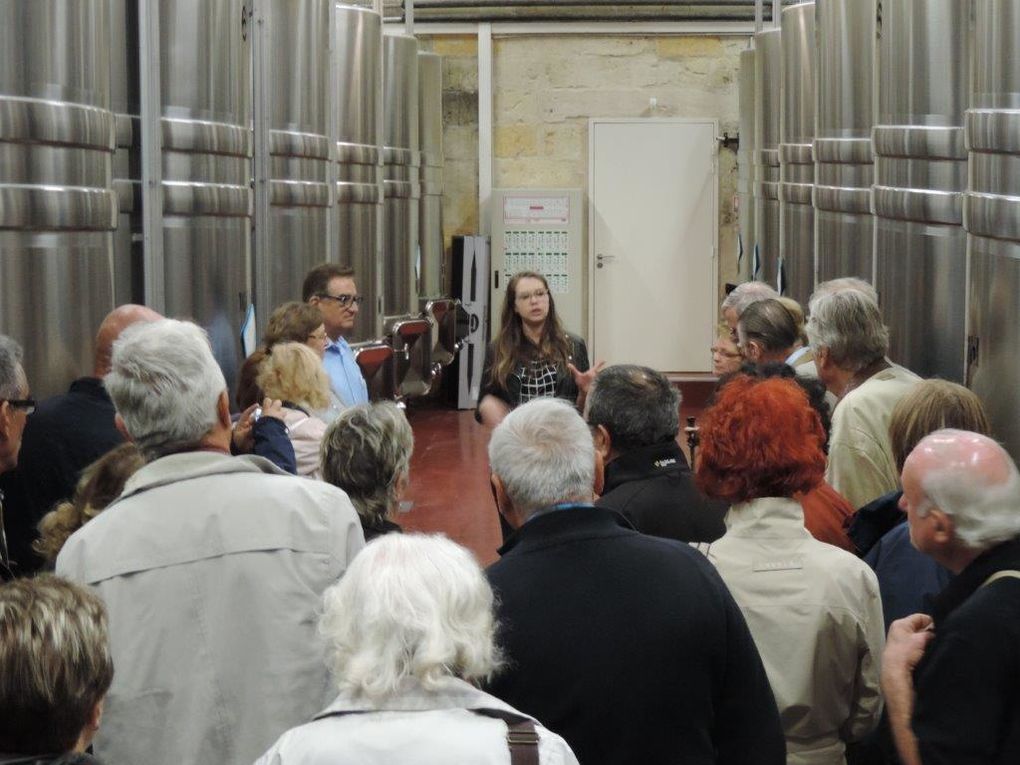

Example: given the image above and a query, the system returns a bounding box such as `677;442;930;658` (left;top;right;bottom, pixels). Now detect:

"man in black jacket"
882;429;1020;765
485;397;785;765
0;305;160;575
588;364;726;543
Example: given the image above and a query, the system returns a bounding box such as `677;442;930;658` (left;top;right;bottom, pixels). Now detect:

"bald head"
905;429;1020;551
93;305;163;377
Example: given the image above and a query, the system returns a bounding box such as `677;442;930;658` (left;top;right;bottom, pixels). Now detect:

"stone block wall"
420;32;748;300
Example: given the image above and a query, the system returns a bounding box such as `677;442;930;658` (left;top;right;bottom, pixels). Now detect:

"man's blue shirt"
323;336;369;407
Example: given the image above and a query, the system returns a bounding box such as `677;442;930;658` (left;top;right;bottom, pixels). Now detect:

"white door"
589;119;718;372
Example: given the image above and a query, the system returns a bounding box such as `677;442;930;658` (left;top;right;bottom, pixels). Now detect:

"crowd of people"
0;266;1018;764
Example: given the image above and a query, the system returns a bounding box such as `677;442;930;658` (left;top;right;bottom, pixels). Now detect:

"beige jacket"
703;497;885;765
57;452;365;765
826;365;922;509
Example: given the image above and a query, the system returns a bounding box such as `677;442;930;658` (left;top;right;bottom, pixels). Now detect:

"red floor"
401;406;504;566
400;380;716;567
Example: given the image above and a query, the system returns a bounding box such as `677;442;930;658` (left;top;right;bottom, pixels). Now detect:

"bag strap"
472;708;541;765
980;569;1020;588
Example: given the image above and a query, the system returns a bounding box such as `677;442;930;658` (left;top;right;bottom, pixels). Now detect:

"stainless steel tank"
778;2;816;305
0;0;118;398
253;0;332;333
813;0;876;285
334;2;384;343
418;51;445;301
754;28;782;289
157;0;253;394
110;0;141;306
965;0;1020;457
417;49;460;368
737;47;756;284
873;0;970;380
382;32;421;321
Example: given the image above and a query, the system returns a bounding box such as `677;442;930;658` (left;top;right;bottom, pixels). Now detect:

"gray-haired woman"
254;534;578;764
319;402;413;541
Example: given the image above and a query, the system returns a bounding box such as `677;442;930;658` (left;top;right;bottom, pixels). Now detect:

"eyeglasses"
318;293;364;307
710;346;742;359
2;398;35;415
515;288;550;302
307;331;328;342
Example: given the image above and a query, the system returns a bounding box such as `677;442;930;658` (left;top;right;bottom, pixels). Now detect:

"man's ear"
114;413;134;442
491;473;520;529
593;448;605;499
0;400;11;440
216;390;232;430
746;341;763;363
814;345;830;372
931;509;955;546
592;424;612;460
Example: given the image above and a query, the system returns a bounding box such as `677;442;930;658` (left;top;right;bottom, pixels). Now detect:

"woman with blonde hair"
237;301;342;422
257;342;333;478
711;322;744;377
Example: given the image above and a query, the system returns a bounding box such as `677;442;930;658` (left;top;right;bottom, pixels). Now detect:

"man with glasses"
302;263;369;407
0;334;31;580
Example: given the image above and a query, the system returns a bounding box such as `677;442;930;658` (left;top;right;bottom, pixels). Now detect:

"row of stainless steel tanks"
0;0;459;402
738;0;1020;460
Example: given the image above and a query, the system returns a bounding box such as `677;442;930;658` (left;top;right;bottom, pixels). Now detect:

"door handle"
596;253;616;269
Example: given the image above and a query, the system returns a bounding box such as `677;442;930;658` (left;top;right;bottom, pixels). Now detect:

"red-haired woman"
695;376;885;765
476;271;601;428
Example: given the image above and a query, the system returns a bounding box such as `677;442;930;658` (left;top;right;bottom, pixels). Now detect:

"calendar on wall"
490;189;584;339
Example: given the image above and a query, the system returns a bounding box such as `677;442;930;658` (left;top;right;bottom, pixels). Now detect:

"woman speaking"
476;271;601;428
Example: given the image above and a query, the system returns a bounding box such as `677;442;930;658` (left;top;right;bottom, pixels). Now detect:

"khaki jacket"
703;498;885;765
826;365;922;509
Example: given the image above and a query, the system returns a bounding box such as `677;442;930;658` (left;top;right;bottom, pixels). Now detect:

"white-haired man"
485;398;785;765
882;430;1020;765
807;287;921;509
56;319;365;765
720;280;780;337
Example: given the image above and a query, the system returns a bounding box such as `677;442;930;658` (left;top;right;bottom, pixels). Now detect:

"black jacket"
912;537;1020;765
596;441;727;544
485;506;785;765
0;378;123;576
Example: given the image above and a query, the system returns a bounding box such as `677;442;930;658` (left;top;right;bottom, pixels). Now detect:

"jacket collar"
119;451;290;501
931;536;1020;625
723;496;812;539
602;440;689;494
314;677;531;720
497;505;634;556
68;376;111;401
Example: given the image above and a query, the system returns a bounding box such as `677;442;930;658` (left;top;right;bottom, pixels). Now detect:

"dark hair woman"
476;272;601;428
